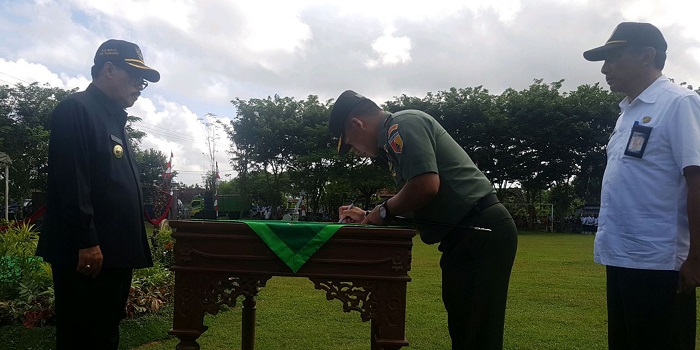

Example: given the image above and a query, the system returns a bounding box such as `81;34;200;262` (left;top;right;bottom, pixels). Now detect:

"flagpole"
215;161;219;218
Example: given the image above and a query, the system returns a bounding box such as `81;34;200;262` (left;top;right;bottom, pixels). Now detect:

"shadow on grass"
0;305;174;350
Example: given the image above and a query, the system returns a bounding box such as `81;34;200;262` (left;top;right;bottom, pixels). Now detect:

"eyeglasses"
110;62;148;90
132;79;148;91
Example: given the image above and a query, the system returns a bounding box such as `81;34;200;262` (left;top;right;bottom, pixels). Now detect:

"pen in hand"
338;203;355;223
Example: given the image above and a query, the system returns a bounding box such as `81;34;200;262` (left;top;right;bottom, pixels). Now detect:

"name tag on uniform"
624;122;652;158
110;134;123;145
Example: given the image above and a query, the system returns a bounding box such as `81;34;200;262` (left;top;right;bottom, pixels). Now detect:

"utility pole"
201;113;218;177
199;113;225;218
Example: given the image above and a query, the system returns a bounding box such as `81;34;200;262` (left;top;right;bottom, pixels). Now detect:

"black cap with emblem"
329;90;371;155
93;39;160;82
583;22;667;62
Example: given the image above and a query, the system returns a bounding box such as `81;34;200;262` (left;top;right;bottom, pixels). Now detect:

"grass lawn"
4;232;700;349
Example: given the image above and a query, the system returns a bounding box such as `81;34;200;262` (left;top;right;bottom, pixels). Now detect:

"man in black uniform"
36;39;159;350
331;90;518;350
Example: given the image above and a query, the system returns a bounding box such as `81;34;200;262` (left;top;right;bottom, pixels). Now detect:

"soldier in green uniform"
330;90;518;350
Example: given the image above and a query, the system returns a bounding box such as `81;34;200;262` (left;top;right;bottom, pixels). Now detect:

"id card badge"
624;122;652;158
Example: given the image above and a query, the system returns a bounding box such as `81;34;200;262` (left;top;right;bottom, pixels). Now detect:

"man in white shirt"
584;22;700;350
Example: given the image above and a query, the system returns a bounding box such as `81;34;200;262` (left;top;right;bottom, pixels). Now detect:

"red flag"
163;152;173;180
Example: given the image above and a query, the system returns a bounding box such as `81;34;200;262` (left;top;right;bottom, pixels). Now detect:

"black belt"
438;193;500;252
466;193;500;218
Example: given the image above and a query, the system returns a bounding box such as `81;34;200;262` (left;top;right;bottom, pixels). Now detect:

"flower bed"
0;222;175;328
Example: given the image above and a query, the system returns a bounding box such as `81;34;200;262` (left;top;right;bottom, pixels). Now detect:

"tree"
498;80;572;196
0;83;74;201
229;95;308;216
284;95;339;217
135;148;171;222
494;80;620;199
0;82;154;207
562;83;620;203
126;115;147;153
134;148;172;189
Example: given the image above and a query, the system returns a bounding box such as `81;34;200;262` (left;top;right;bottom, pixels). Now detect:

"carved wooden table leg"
372;281;408;350
310;278;409;350
169;271;207;350
371;321;380;350
173;330;203;350
241;294;256;350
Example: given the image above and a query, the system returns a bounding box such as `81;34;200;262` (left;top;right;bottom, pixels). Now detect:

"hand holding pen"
338;202;354;223
338;197;365;223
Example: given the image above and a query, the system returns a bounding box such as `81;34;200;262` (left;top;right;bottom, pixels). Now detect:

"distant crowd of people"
249;204;332;222
580;215;599;234
250;205;277;220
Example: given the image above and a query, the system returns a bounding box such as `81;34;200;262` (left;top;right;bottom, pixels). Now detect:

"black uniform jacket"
37;84;153;269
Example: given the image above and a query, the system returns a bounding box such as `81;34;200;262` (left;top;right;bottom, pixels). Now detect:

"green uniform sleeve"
387;117;439;181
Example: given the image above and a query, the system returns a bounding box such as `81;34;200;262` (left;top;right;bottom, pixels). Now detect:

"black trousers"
606;265;696;350
439;203;518;350
52;267;133;350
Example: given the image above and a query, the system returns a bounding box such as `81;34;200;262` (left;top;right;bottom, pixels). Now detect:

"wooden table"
167;220;416;350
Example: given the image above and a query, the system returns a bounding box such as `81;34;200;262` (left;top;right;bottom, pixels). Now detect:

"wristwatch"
379;200;391;220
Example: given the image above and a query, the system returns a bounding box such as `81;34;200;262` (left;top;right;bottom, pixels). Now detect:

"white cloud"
1;0;699;185
69;0;195;32
237;2;312;54
0;58;89;90
128;95;234;185
366;29;412;68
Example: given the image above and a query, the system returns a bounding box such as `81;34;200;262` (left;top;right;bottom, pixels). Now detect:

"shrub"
149;221;175;267
0;222;176;328
0;222;54;327
126;222;175;318
126;263;174;318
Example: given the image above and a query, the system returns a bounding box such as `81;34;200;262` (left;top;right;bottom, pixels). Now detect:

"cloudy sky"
1;0;699;185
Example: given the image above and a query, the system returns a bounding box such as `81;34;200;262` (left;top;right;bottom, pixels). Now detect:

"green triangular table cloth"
235;220;347;273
